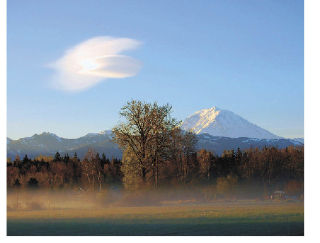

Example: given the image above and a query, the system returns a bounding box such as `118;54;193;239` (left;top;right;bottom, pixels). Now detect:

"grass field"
7;200;304;236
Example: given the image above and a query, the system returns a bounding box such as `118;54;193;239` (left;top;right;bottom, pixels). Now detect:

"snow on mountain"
181;107;280;139
84;130;112;138
293;138;304;144
99;130;113;136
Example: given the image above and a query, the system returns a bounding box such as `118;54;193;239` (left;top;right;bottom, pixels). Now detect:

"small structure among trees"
271;191;287;200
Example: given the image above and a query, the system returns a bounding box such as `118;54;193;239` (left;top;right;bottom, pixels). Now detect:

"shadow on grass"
7;217;304;236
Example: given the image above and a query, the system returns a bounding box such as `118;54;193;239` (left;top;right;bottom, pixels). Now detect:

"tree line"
7;150;122;190
7;100;304;196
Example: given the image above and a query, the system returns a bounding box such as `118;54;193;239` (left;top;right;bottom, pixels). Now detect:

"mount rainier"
181;107;280;139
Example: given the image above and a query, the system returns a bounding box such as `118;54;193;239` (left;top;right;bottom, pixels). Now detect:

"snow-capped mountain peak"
182;107;221;134
181;107;280;139
99;130;113;136
84;130;112;138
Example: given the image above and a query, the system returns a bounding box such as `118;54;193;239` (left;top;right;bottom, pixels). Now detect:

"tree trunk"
142;167;146;182
155;157;159;188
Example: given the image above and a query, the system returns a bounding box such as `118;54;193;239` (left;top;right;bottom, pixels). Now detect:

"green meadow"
7;201;304;236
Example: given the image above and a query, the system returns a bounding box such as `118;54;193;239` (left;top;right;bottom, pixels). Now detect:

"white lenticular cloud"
48;36;142;92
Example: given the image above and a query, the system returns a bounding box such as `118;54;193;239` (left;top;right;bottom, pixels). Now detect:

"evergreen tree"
23;154;30;163
54;152;61;162
73;152;80;162
101;153;107;165
63;153;70;163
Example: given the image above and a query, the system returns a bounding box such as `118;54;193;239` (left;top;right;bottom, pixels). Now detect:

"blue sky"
7;0;304;139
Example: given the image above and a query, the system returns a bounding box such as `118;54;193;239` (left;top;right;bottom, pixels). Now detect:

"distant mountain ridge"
7;106;303;159
7;131;121;160
181;107;280;139
196;133;303;155
7;131;303;160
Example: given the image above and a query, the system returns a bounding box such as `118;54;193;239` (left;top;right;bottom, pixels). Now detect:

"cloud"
48;36;142;92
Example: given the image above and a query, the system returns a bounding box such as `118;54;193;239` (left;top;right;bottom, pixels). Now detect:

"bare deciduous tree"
112;100;179;187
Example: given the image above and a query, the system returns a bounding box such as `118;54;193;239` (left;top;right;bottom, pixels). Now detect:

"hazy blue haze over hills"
7;107;303;159
6;131;303;160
